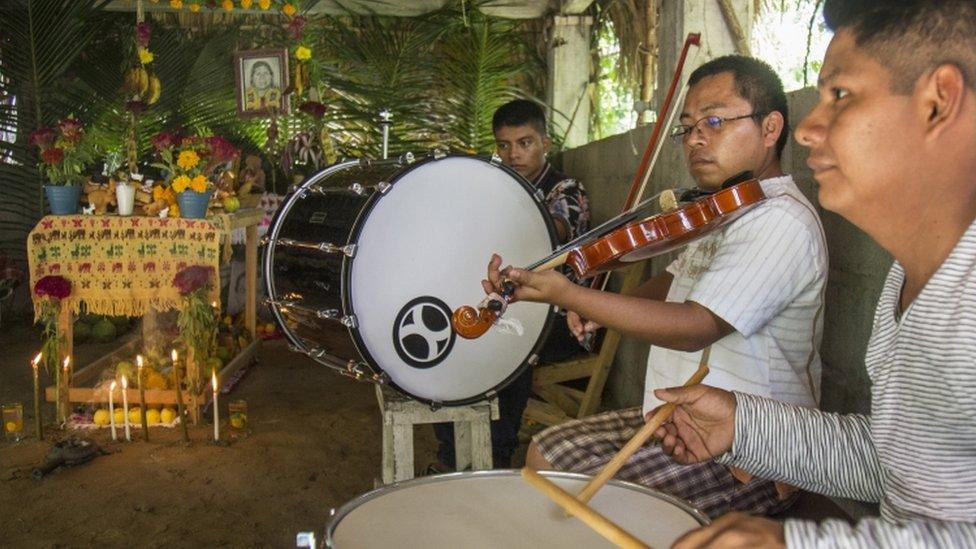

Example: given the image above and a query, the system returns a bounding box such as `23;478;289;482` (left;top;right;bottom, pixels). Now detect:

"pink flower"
151;131;181;152
136;22;152;48
58;118;84;144
287;15;307;41
173;265;214;296
125;100;147;115
206;135;239;163
41;148;65;165
29;126;57;150
299;101;327;119
34;275;71;300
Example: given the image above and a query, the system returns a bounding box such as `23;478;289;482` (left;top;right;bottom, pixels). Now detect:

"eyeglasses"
669;112;768;142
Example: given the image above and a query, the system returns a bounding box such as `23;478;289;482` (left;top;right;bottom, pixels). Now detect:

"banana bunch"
123;66;162;105
293;62;309;98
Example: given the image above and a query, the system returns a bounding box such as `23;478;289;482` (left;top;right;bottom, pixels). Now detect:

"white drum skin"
326;470;709;548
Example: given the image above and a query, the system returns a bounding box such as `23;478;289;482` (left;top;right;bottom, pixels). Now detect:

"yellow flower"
282;3;296;16
222;0;234;11
170;0;183;8
176;150;200;170
169;203;181;218
258;0;270;9
188;2;201;12
152;184;166;201
240;0;252;7
138;48;154;65
171;175;191;193
295;46;312;61
190;175;209;193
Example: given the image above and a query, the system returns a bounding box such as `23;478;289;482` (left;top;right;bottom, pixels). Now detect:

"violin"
451;175;766;339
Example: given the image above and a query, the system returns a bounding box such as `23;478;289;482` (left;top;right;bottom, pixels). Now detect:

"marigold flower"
170;0;183;8
138;47;154;65
222;0;234;11
258;0;270;10
240;0;252;7
172;175;191;193
188;2;201;12
190;175;209;193
282;3;296;16
295;46;312;61
169;203;181;217
176;150;200;170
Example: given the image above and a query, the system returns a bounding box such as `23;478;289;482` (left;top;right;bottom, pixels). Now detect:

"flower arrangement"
151;131;239;195
29;118;94;186
34;275;71;375
173;265;218;381
156;0;299;17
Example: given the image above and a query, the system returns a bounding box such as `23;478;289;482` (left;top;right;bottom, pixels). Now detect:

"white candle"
121;375;130;441
109;380;118;441
212;371;219;441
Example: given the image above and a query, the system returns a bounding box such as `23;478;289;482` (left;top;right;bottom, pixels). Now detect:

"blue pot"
177;189;213;219
44;185;82;215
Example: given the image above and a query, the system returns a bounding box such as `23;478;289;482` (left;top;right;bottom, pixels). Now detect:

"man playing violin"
488;56;828;518
654;1;976;546
432;99;591;471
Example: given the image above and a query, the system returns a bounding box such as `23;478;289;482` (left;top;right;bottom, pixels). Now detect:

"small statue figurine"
238;154;265;196
83;178;118;215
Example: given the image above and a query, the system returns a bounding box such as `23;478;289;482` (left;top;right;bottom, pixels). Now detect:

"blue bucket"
176;189;213;219
44;185;82;215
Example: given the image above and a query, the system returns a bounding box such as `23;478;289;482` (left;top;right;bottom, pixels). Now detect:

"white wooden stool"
375;384;499;484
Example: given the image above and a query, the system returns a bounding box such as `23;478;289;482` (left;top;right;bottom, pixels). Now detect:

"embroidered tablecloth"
27;215;222;319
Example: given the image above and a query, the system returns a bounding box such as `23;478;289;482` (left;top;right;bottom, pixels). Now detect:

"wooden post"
245;224;257;339
57;304;74;423
186;346;200;424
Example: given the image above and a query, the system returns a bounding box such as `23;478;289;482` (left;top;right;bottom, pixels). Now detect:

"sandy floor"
0;320;438;547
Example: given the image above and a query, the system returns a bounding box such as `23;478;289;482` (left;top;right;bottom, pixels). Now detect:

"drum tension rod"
266;299;358;328
272;238;357;257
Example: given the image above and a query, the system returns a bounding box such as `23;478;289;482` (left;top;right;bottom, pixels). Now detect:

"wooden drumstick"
521;468;651;549
574;348;711;506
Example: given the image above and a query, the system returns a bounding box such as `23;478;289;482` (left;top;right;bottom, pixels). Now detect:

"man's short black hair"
492;99;547;137
823;0;976;94
688;55;789;158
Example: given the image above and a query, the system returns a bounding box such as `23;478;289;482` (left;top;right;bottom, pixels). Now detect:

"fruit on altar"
145;369;168;390
222;195;241;213
160;408;176;423
146;408;160;425
113;407;125;425
128;407;143;424
74;321;92;343
93;408;110;425
115;360;135;379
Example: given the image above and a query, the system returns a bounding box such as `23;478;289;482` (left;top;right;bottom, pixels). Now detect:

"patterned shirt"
532;162;590;284
718;216;976;547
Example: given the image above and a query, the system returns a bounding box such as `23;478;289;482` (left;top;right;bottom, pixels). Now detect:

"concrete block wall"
556;87;889;414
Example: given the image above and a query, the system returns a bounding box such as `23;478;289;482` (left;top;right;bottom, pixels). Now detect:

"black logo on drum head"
392;296;456;369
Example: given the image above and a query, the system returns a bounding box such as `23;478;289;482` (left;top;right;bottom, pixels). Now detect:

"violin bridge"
659;189;679;212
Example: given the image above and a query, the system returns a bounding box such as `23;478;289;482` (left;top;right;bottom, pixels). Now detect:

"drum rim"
341;153;561;406
324;469;711;547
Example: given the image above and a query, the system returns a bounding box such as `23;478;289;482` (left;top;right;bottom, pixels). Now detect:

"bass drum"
263;154;558;405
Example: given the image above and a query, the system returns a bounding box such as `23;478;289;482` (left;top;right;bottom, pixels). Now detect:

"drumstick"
574;348;711;506
521;468;651;549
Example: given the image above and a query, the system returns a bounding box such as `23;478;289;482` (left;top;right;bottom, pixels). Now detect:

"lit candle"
121;375;131;441
212;371;219;442
62;356;70;423
32;353;43;440
172;349;189;443
137;355;149;442
109;380;118;441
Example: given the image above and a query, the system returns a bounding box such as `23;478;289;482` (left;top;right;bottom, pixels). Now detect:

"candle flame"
137;355;144;369
211;301;218;308
171;349;178;361
211;371;218;391
63;356;71;369
110;380;117;390
32;353;41;368
121;375;128;389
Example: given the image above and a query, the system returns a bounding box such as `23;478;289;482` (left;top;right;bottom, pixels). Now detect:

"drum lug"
534;188;545;202
527;353;540;367
429;400;444;412
489;153;503;166
295;532;316;549
315;308;358;328
376;181;392;194
349;182;366;195
398;151;416;165
432;148;448;160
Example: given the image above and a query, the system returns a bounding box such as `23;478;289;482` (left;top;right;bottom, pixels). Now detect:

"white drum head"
347;156;555;403
327;470;709;548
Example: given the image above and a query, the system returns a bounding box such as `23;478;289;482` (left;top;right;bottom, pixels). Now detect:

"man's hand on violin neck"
652;384;736;465
505;268;573;305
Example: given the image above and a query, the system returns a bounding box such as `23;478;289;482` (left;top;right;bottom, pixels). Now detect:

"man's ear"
542;135;552;155
920;63;967;140
760;111;785;149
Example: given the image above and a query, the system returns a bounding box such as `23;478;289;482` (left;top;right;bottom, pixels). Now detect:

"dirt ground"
0;319;440;547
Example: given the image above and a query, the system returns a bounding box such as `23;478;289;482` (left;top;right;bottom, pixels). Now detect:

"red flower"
287;15;307;41
34;275;71;300
151;131;181;152
173;265;214;296
29;126;57;150
125;100;147;115
136;22;152;48
58;118;84;144
299;101;327;119
41;147;65;165
206;136;239;164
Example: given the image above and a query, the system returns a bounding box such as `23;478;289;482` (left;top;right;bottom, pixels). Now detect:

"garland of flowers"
153;0;300;17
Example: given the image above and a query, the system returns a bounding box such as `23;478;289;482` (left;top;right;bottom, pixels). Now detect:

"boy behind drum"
432;100;590;470
489;56;827;518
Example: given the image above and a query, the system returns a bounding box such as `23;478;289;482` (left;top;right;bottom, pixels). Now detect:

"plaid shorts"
533;407;795;519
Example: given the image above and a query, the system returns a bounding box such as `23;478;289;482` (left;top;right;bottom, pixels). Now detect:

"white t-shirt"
641;175;826;415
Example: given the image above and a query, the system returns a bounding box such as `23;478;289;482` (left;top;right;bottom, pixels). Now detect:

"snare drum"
263;154;558;405
325;470;709;548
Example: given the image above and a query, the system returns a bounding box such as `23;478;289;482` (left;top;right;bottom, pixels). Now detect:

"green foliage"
177;288;217;364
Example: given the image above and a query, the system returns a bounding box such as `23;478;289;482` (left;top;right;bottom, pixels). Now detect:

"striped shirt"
718;218;976;547
643;175;827;414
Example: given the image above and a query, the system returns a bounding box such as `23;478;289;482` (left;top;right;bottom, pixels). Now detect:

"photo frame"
234;49;290;118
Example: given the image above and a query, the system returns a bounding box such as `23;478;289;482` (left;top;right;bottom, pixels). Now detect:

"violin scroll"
451;305;497;339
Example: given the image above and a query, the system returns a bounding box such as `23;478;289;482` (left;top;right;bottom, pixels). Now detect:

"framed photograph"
234;49;290;117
